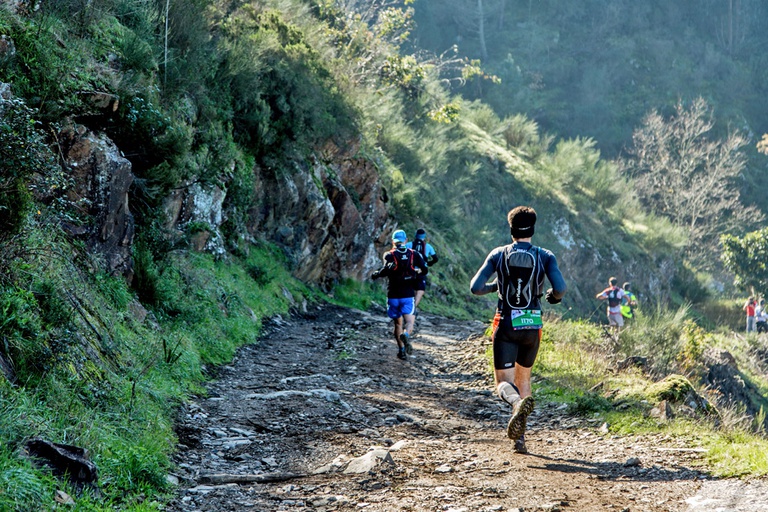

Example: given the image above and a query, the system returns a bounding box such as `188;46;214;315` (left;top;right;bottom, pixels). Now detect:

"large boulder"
57;124;135;280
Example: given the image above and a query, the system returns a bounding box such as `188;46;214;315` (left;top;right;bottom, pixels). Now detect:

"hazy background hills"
412;0;768;211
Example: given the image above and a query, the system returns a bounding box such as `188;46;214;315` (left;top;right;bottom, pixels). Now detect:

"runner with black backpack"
372;230;429;361
596;277;625;334
406;228;439;310
470;206;566;453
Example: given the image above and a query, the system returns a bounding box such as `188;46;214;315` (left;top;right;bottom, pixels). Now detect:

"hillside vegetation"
1;0;768;509
413;0;768;213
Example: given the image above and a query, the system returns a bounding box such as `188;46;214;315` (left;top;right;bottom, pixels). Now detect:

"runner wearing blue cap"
406;228;439;310
372;229;429;360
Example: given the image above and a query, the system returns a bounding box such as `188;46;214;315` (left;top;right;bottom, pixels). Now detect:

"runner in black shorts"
470;206;566;453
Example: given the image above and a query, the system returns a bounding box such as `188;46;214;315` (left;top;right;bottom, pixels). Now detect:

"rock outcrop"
159;140;391;286
163;180;228;256
702;348;767;418
57;124;135;280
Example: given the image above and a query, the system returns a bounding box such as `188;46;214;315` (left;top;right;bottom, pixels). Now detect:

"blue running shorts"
387;297;415;319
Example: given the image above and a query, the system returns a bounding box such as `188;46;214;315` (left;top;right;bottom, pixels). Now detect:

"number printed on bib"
510;309;543;330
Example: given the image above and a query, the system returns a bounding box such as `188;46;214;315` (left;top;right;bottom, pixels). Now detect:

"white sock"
497;382;520;406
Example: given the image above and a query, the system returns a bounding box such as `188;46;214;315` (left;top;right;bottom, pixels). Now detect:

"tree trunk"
477;0;488;61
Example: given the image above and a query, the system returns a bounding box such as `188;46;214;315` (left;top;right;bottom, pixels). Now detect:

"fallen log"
197;472;307;485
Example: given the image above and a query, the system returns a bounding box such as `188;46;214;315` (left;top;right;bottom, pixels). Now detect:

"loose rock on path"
166;303;768;511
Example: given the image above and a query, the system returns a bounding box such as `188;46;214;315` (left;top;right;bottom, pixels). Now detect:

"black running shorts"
492;313;541;369
414;278;427;291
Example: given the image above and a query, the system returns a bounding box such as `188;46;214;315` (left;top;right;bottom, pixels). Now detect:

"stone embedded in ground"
624;457;641;467
55;490;75;505
650;400;674;422
343;449;394;474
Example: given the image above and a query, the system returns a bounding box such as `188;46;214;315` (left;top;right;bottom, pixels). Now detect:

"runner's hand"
371;270;381;280
545;288;561;304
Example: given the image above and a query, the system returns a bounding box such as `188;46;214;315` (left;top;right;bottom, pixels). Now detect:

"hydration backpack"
607;287;622;308
412;238;427;258
389;248;416;280
497;245;541;310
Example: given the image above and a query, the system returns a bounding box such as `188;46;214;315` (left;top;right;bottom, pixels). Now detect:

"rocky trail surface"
166;304;768;511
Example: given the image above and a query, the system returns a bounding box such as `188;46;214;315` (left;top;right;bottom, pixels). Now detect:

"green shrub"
330;279;386;311
0;96;54;237
131;241;174;309
677;320;710;377
94;271;133;311
112;94;191;177
33;279;73;328
569;392;612;415
617;304;689;375
0;454;51;512
217;7;355;158
0;288;49;376
381;54;425;99
99;440;170;495
542;137;625;210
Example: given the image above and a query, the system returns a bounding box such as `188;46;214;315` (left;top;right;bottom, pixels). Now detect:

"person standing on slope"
470;206;566;453
406;228;439;310
372;229;429;360
596;277;625;334
756;299;767;334
620;282;638;321
744;296;757;333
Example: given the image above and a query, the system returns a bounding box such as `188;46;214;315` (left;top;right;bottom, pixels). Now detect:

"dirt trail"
166;303;768;511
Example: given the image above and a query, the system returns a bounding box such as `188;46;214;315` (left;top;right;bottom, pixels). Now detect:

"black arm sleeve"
543;252;566;301
427;254;439;266
373;252;395;279
414;251;428;277
469;249;500;296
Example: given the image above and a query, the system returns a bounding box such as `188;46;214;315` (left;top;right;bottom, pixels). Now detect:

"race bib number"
510;309;542;330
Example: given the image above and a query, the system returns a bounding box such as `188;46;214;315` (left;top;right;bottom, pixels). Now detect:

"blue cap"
392;229;407;243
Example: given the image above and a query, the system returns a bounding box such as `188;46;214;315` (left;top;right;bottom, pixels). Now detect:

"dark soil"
165;303;768;511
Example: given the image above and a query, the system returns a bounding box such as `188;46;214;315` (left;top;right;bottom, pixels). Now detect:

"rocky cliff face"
253;143;392;284
50;117;390;288
248;141;393;285
160;140;392;287
56;123;136;281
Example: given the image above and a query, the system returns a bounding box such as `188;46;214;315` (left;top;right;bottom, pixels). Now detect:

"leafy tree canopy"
721;227;768;292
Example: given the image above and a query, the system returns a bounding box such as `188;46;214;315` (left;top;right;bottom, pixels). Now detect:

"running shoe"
507;396;534;440
513;434;527;454
397;347;407;360
400;332;413;355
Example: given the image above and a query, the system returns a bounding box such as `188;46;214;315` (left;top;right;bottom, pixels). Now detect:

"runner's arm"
414;251;429;277
469;251;499;296
372;253;395;279
542;252;566;301
426;244;438;266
